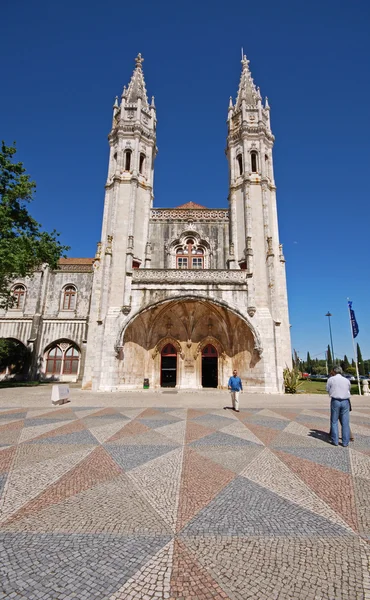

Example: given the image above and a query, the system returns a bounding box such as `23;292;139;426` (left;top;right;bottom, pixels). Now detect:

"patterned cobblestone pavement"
0;404;369;599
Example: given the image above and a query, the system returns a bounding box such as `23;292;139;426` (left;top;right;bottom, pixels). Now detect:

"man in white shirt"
326;366;351;447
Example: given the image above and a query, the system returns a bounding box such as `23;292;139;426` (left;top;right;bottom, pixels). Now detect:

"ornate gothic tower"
226;55;291;377
83;54;157;390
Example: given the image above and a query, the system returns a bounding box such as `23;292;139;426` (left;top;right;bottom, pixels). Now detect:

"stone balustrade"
132;269;247;284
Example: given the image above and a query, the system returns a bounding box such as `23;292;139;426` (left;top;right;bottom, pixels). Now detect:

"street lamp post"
325;312;335;366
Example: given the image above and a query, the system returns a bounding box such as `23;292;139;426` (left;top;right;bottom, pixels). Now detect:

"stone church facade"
0;54;291;393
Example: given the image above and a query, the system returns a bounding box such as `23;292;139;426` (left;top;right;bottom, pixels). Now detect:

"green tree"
340;355;350;372
0;338;30;375
326;345;333;373
306;352;312;373
351;359;356;367
363;360;369;376
357;343;365;376
0;142;69;307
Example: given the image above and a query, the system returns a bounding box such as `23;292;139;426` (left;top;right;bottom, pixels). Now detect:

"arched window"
237;154;243;176
12;285;26;310
64;346;80;375
139;153;145;174
251;151;258;173
62;285;77;310
45;343;80;376
46;346;63;375
124;150;132;171
176;239;204;269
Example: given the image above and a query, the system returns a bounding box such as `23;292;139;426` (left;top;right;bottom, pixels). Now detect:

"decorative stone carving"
95;242;102;259
193;336;226;361
247;306;256;317
151;209;229;222
152;336;184;360
362;379;370;396
132;269;247;284
105;235;113;256
121;305;131;315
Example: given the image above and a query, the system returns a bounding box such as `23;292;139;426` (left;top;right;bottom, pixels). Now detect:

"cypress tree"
357;343;365;376
341;355;350;372
326;345;333;373
306;352;312;373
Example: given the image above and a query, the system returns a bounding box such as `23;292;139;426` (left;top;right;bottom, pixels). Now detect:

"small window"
62;286;77;310
177;257;188;269
124;150;132;171
139;153;145;174
192;257;203;269
12;285;26;310
237;154;243;176
239;261;247;270
132;261;140;269
251;151;258;173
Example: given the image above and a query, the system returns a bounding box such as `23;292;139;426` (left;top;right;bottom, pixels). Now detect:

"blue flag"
348;301;359;338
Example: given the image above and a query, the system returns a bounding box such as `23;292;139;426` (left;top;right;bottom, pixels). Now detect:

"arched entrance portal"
161;344;177;387
202;344;218;388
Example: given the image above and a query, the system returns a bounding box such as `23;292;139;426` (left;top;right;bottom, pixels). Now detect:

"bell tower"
83;54;157;390
226;55;291;372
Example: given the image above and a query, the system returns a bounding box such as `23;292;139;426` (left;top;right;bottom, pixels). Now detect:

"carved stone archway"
152;336;184;360
194;336;226;360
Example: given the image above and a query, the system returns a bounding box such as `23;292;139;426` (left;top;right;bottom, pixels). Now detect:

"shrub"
283;366;303;394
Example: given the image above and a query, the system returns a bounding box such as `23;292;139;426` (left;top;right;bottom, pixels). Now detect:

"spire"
125;53;149;108
235;54;258;110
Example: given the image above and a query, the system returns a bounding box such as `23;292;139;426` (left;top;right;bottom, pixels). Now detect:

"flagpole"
347;299;362;396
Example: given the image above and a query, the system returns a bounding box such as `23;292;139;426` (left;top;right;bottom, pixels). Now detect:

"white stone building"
0;54;291;392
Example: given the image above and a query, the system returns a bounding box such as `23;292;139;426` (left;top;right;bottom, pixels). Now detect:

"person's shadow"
308;428;331;443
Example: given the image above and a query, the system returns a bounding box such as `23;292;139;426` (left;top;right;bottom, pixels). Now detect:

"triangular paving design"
274;449;358;532
154;420;186;445
84;407;121;418
182;476;353;537
13;442;90;469
19;420;73;444
128;447;183;532
352;475;370;538
188;408;208;420
0;446;16;473
350;448;370;480
107;428;179;447
241;448;354;531
164;408;188;420
193;445;264;474
0;532;172;599
105;443;178;471
244;422;280;446
27;418;86;442
87;420;133;444
138;407;164;418
283;420;312;437
271;430;330;449
272;445;351;473
302;409;330;419
4;446;122;525
271;409;300;420
192;413;237;430
75;408;104;419
106;419;150;442
0;409;26;419
256;408;290;421
0;420;24;446
351;423;370;437
4;472;173;535
190;430;264;448
109;540;174;599
117;408;146;419
219;420;265;445
0;445;95;523
185;421;214;444
176;447;235;532
209;408;238;420
182;535;364;600
29;407;75;420
170;539;231;599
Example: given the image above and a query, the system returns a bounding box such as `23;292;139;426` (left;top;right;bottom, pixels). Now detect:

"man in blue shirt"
228;369;243;412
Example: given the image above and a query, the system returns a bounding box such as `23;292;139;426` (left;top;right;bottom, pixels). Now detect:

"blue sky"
1;0;369;362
